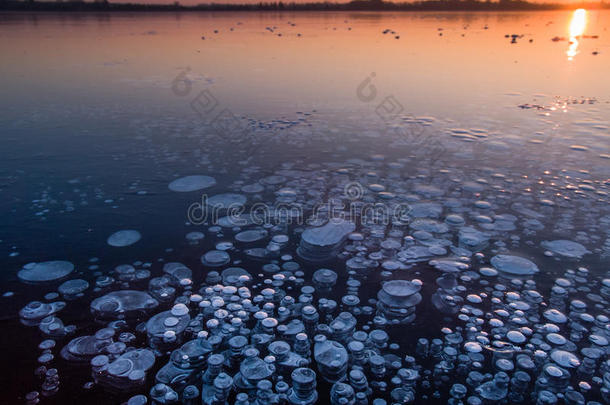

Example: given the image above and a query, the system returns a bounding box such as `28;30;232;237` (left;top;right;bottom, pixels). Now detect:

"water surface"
0;10;609;404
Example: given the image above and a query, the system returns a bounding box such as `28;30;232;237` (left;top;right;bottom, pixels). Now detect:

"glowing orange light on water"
567;9;587;61
570;9;587;37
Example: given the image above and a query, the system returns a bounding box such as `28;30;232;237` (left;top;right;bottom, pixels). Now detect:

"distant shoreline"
1;0;608;12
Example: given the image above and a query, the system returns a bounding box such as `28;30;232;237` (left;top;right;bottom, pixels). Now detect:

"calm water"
0;10;609;405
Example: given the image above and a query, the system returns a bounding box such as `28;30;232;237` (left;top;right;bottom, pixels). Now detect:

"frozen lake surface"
0;10;609;405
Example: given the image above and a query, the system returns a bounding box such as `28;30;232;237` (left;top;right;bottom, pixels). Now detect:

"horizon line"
1;0;608;12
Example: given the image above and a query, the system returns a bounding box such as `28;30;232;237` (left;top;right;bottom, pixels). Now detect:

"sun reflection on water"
567;8;587;61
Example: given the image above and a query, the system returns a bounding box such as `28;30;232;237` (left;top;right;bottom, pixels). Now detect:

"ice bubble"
506;330;526;344
18;261;74;283
467;295;482;304
163;262;192;283
217;214;254;228
445;214;465;226
541;240;590;259
185;232;205;243
550;350;580;368
168;175;216;192
58;279;89;299
543;309;567;324
241;183;265;193
312;268;338;289
381;280;421;298
479;267;498;277
490;255;539;277
215;241;234;251
206;193;247;209
221;267;251;285
589;334;608;346
429;259;469;273
201;250;230;267
273;235;289;244
459;227;490;252
96;349;155;390
464;342;483;353
164;315;179;326
410;218;449;233
398;246;436;263
546;333;567;345
61;328;115;362
107;230;141;247
475;372;509;401
474;200;491;209
377;280;422;323
413;185;443;198
20;301;66;325
235;229;268;243
127;395;148;405
496;359;514;372
314;337;348;382
91;290;159;319
171;303;189;317
146;310;190;347
406;202;442;219
298;219;355;261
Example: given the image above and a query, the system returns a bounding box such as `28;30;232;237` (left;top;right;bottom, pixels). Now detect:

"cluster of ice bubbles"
14;154;610;404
